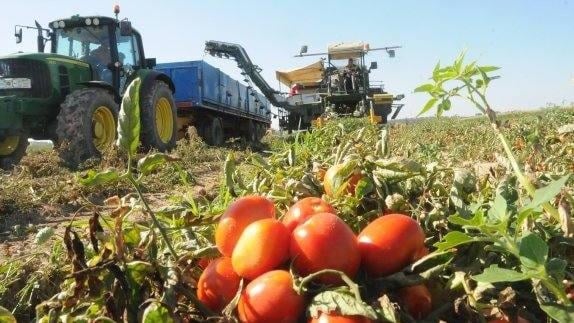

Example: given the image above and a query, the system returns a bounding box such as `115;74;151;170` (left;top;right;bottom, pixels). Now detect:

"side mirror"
387;49;395;58
15;28;22;44
370;61;378;70
299;45;308;55
145;58;156;68
119;20;132;36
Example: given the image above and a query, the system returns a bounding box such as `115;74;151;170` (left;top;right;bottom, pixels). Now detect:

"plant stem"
539;277;571;305
464;81;560;221
297;269;362;301
127;176;180;261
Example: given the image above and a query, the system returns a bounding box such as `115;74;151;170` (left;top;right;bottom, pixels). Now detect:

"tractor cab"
49;15;146;94
325;42;371;96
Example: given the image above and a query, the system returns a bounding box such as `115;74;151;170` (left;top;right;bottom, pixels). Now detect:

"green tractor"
0;8;177;169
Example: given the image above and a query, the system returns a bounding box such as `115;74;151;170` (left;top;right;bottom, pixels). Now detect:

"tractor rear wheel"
56;88;118;168
140;81;177;151
0;133;29;170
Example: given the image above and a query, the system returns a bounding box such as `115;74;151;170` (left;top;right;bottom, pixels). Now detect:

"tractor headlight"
93;18;100;26
52;22;59;28
85;18;92;25
58;21;65;28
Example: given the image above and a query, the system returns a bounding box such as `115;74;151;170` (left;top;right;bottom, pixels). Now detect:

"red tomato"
323;164;363;197
358;213;425;277
397;284;432;320
215;195;275;257
237;270;305;323
232;218;290;280
290;213;360;285
196;257;241;312
283;197;337;232
309;312;375;323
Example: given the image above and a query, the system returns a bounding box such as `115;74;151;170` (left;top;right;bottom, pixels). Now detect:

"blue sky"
1;0;573;119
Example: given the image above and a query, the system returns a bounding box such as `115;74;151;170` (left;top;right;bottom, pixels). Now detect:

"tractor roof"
49;15;117;29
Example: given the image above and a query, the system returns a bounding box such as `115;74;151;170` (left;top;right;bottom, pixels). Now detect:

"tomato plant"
215;195;275;256
237;270;305;323
282;197;337;232
357;213;426;277
196;257;241;313
231;218;290;280
290;212;360;285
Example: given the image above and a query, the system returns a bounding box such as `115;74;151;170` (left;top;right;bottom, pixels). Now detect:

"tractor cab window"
54;26;113;83
116;31;141;91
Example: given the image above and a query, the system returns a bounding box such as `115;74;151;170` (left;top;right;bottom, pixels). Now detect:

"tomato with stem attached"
323;163;363;197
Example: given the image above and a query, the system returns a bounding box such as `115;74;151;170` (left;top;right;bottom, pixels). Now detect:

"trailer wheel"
0;133;29;170
141;80;177;151
56;88;118;168
206;117;224;146
246;120;258;143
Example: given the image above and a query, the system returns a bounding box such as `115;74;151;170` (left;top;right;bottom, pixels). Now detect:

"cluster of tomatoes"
196;195;433;322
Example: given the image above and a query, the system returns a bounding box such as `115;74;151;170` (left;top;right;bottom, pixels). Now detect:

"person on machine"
86;34;113;84
344;58;358;92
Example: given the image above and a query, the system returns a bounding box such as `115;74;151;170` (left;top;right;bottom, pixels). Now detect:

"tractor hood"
0;52;90;68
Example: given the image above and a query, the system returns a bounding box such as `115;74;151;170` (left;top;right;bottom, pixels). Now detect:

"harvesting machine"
204;40;405;131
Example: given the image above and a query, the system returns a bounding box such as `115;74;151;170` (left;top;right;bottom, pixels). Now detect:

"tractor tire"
140;81;177;151
56;88;118;168
0;133;29;170
205;117;224;146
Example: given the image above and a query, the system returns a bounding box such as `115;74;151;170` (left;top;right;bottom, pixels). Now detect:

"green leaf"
414;83;434;93
488;193;508;223
439;98;452;111
308;289;378;320
519;233;548;270
524;175;570;210
142;302;175;323
432;61;441;81
126;261;153;285
546;258;567;280
538;303;574;323
0;306;17;323
448;212;485;228
34;227;55;245
453;51;466;74
78;169;120;186
472;265;530;283
478;65;500;72
434;231;476;251
117;77;142;157
417;97;438;116
137;153;179;175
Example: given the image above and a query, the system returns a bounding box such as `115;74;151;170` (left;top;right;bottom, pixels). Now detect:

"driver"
87;34;112;83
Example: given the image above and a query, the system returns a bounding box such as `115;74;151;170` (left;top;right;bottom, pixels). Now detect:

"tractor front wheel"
0;133;29;170
140;81;177;151
56;88;118;168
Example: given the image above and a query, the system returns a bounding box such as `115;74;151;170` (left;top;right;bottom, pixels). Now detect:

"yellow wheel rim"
0;136;19;156
92;106;116;152
155;97;174;144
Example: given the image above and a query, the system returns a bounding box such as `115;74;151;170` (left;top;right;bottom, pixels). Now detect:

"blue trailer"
155;60;271;145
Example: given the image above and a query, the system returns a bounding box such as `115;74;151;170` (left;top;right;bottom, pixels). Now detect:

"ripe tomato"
309;312;375;323
397;284;432;320
357;213;425;277
323;164;363;197
232;218;290;280
237;270;305;323
196;257;241;312
283;197;337;232
290;212;360;285
215;195;275;257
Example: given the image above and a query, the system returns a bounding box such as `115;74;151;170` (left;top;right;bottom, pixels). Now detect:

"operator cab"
49;15;146;93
